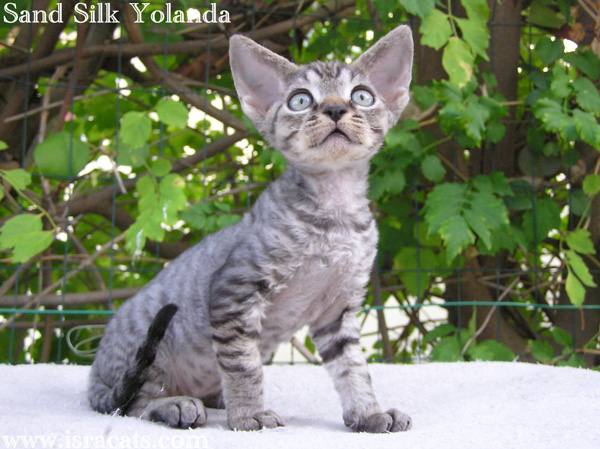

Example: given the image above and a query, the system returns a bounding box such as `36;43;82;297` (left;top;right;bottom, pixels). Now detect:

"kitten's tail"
91;303;178;415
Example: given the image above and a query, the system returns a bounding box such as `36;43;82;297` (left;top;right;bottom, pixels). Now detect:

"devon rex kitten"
88;25;413;433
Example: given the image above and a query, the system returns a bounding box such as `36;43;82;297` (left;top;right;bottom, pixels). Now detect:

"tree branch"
0;287;140;308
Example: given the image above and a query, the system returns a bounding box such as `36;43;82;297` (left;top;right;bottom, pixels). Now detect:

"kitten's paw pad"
148;396;207;429
229;410;285;431
352;409;412;433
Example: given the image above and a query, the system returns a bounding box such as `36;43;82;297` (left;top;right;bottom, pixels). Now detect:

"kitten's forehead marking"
290;62;360;101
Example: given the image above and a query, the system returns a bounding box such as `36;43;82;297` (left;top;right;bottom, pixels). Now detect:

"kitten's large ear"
352;25;413;117
229;35;298;128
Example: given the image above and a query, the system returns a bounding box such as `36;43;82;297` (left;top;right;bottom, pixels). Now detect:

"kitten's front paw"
228;410;285;431
346;408;412;433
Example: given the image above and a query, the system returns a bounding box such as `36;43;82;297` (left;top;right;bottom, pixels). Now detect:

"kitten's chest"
260;223;377;339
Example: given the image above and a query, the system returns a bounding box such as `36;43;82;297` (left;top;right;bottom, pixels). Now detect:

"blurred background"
1;0;599;368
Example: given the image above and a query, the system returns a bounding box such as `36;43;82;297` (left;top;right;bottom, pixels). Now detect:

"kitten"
88;25;413;433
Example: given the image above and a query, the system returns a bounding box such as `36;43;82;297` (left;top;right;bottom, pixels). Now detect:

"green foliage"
583;174;600;196
34;131;90;177
397;0;435;19
418;0;490;85
423;175;511;262
124;174;187;255
420;9;452;51
0;214;53;263
528;339;554;362
0;169;31;192
120;112;152;148
443;38;475;87
426;324;516;362
2;1;600;367
155;98;189;128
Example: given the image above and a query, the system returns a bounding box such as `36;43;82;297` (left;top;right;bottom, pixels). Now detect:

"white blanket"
1;362;599;449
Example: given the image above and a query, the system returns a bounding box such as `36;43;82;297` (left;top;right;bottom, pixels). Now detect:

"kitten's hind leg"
128;394;207;429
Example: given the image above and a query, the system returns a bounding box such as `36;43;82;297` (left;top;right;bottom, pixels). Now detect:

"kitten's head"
229;26;413;171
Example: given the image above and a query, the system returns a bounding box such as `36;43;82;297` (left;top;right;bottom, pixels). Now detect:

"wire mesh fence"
1;0;599;368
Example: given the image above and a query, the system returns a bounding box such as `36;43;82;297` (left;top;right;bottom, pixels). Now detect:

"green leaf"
468;340;516;362
124;220;146;256
213;201;232;213
469;184;510;230
528;340;554;363
455;18;489;60
0;214;54;263
573;78;600;117
34;131;90;178
486;121;505;143
180;203;210;230
583;174;600;196
374;0;396;17
439;215;475;263
527;2;566;29
421;155;445;182
477;223;516;254
570;189;590;217
463;208;492;249
125;173;187;254
563;50;600;80
559;353;585;368
158;174;187;226
1;169;31;191
462;0;490;22
565;268;586;307
424;181;509;262
489;173;513;197
506;180;533;211
551;327;573;347
420;9;452;51
464;97;491;143
393;247;438;297
434;80;463;103
565;250;596;288
533;98;569;134
369;168;406;200
522;197;561;242
430;336;464;362
549;68;572;99
412;86;438;110
155;98;189;128
423;323;456;344
536;37;564;66
117;142;149;168
136;175;158;215
424;183;469;233
572;109;600;148
398;0;435;19
442;38;475;87
565;229;595;254
120;112;152;148
0;141;7;150
216;214;242;228
150;159;172;177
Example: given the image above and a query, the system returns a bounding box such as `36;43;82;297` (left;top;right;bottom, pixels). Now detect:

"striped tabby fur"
88;25;413;433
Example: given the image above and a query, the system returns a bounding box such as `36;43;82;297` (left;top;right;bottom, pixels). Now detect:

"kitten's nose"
323;104;347;123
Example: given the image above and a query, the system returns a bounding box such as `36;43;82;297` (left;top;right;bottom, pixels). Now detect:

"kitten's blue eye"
288;92;313;111
351;89;374;107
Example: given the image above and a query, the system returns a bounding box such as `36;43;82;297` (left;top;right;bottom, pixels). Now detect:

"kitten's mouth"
323;128;350;143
